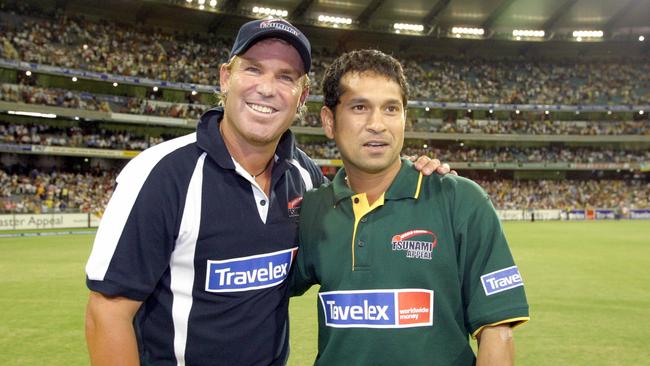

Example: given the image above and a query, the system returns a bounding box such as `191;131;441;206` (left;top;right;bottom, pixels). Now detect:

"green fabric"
291;159;529;365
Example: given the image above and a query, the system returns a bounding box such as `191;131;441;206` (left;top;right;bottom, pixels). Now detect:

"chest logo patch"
205;247;297;292
391;229;437;260
481;266;524;296
319;289;433;328
288;196;303;218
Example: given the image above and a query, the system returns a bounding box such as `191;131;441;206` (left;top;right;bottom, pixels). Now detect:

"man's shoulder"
117;132;199;185
422;173;487;198
303;179;334;203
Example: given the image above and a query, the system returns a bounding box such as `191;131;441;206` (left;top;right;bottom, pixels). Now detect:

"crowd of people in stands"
0;121;163;150
0;4;647;216
2;120;649;163
408;117;650;135
0;83;208;120
122;97;206;120
479;179;649;211
0;168;116;214
1;167;647;213
3;82;649;136
298;139;650;164
2;8;650;105
0;82;110;111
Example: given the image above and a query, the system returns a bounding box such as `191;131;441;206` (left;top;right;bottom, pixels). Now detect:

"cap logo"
260;19;299;36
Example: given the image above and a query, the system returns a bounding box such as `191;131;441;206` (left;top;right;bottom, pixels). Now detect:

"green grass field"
1;221;649;365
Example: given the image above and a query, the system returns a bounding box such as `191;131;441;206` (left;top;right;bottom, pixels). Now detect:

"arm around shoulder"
85;291;143;366
476;324;515;366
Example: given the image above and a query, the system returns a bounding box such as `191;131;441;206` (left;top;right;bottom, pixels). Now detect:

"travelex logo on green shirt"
319;289;433;328
480;266;524;296
391;229;438;260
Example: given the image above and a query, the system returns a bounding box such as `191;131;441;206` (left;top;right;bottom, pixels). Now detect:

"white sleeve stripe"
290;159;314;191
170;152;206;366
85;133;198;281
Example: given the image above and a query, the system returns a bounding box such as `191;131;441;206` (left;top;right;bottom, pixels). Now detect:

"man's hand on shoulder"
407;155;458;176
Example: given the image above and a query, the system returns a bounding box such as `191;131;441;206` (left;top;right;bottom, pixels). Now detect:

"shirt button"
360;217;367;223
358;240;365;247
353;197;360;204
260;200;266;206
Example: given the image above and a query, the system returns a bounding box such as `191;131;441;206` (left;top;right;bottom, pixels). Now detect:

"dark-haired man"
291;49;530;365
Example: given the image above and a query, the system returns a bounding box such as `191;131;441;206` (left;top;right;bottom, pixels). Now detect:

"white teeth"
248;103;275;114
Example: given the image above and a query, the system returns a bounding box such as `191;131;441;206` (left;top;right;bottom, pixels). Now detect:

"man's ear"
219;63;231;93
321;106;335;140
299;84;310;106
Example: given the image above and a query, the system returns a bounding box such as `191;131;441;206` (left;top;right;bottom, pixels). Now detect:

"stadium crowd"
0;83;207;119
0;121;163;150
3;83;649;136
0;82;110;111
0;168;116;214
408;117;650;135
479;179;649;210
0;3;647;217
2;121;649;164
1;168;647;213
299;140;650;164
2;8;650;105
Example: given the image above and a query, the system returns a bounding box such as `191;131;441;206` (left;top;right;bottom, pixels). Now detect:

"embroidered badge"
391;229;437;260
287;196;303;217
481;266;524;296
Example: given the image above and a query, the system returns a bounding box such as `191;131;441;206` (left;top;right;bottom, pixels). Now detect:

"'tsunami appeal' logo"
319;289;433;328
391;229;437;260
205;247;297;292
481;266;524;296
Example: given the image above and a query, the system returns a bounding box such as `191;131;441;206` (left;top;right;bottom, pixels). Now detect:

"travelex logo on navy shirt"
319;289;433;328
205;247;297;292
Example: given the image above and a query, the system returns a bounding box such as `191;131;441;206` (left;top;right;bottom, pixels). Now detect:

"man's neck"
219;119;277;176
345;160;402;205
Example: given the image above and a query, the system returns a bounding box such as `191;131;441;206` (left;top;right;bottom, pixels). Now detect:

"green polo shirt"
291;159;529;365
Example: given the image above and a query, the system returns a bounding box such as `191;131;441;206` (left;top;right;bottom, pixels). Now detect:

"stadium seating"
0;6;647;215
2;9;650;105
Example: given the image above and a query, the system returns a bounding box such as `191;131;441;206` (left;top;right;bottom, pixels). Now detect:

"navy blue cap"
230;18;311;74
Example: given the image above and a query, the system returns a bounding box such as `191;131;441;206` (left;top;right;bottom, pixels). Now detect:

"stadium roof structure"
217;0;650;41
40;0;649;57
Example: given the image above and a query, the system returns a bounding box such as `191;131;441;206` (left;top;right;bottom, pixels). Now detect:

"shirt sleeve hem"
86;278;150;301
468;306;530;339
471;316;530;339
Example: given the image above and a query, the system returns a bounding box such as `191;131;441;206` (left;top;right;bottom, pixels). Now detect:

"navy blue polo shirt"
86;107;324;366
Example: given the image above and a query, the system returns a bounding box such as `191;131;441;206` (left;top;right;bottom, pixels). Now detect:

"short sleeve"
85;158;183;301
453;179;529;336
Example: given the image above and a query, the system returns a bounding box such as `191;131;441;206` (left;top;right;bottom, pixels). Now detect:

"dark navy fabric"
87;107;324;365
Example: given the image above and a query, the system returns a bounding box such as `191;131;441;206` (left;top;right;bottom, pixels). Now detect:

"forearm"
85;292;141;366
476;325;515;366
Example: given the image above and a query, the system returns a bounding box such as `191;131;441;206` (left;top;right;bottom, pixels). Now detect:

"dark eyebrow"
345;97;402;106
384;99;403;106
346;97;370;105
